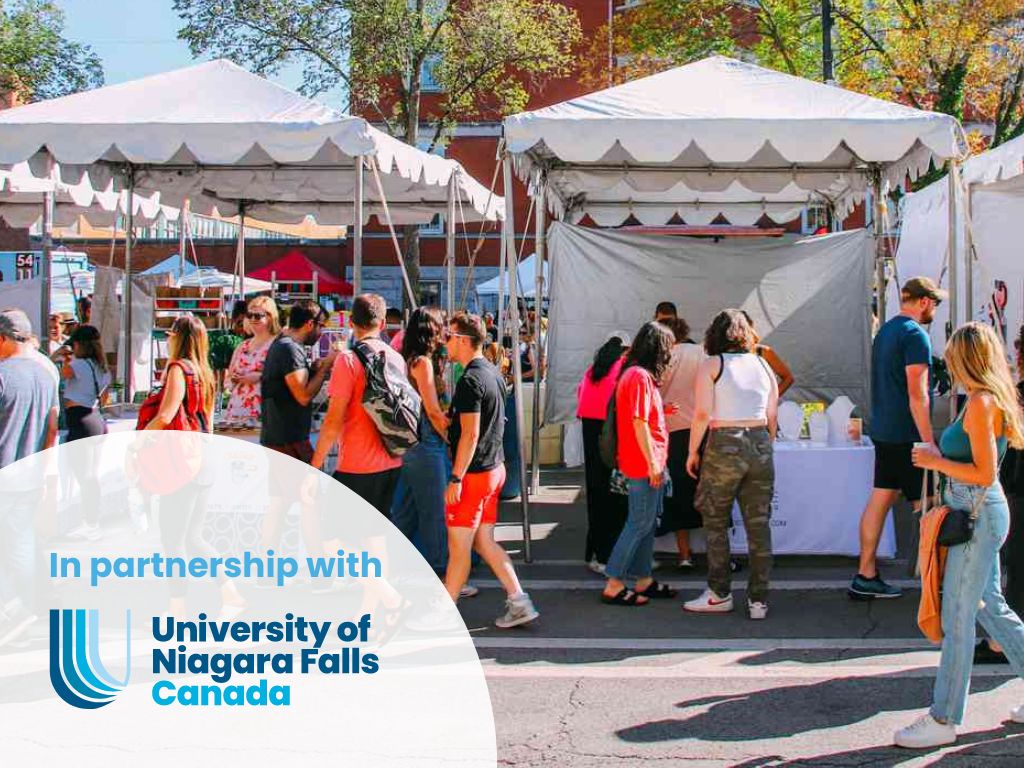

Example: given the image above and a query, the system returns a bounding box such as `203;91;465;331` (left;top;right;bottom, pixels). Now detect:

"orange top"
917;506;950;644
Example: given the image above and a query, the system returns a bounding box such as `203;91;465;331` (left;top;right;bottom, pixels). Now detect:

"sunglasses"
247;312;268;321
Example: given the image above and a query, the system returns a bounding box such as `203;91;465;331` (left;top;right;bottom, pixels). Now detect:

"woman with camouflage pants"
684;309;778;620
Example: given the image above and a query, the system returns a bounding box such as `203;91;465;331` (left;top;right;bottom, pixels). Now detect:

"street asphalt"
472;468;1024;767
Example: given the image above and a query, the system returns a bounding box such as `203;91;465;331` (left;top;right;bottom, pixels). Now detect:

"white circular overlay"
0;432;496;767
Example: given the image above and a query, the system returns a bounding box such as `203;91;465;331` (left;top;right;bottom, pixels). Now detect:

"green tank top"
939;406;1008;462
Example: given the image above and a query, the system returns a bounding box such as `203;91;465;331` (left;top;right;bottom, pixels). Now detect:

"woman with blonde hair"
224;295;279;428
146;315;244;619
895;322;1024;749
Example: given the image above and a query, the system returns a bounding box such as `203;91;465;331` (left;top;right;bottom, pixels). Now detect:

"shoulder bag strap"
712;354;725;384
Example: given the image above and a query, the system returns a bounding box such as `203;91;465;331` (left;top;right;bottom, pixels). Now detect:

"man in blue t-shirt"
850;277;945;600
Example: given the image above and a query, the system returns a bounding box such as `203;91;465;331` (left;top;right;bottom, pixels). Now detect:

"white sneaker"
747;600;768;620
495;593;539;628
405;597;465;634
67;523;101;542
587;558;607;576
1011;704;1024;723
459;584;480;599
893;713;956;749
683;588;734;613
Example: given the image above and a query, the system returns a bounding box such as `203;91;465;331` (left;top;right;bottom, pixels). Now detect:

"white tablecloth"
656;438;895;558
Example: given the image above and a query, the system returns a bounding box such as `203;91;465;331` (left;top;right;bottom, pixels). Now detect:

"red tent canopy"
249;249;353;296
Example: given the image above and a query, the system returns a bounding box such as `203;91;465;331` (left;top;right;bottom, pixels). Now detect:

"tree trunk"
935;61;968;119
402;66;422;310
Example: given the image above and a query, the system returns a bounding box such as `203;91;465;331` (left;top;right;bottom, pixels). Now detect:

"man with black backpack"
312;294;412;521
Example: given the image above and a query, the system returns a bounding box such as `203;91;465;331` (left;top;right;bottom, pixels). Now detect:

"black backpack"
351;340;422;457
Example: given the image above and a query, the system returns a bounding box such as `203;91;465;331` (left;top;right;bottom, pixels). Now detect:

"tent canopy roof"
0;59;503;225
249;249;353;296
476;253;548;297
504;56;966;225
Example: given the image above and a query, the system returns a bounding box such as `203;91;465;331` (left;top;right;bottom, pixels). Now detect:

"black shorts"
873;440;924;502
332;468;401;524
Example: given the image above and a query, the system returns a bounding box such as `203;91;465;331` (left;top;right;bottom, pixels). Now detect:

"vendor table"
656;438;895;558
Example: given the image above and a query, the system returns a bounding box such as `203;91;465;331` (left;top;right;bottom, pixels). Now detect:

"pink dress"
224;338;271;427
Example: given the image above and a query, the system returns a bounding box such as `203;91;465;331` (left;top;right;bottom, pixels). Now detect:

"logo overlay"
49;609;131;709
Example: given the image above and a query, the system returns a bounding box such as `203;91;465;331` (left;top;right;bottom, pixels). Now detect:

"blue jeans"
931;479;1024;724
0;490;36;611
391;422;451;572
605;478;665;582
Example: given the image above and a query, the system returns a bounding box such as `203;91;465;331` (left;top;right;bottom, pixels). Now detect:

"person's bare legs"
445;527;476;601
858;488;900;578
676;530;692;561
472;524;523;598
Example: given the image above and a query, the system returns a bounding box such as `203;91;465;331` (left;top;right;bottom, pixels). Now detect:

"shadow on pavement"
775;727;1024;767
616;675;1007;743
738;647;934;666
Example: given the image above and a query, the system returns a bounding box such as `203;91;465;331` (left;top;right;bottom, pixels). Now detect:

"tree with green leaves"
0;0;103;102
174;0;581;304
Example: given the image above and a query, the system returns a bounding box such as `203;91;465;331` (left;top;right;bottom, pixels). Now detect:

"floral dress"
223;338;271;427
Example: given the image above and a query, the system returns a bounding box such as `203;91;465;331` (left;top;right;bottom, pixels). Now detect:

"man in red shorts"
444;312;538;628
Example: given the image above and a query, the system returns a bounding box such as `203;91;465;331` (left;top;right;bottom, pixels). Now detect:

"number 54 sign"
0;251;41;282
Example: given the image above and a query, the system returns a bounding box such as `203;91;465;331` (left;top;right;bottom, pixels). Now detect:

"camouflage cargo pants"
696;427;774;603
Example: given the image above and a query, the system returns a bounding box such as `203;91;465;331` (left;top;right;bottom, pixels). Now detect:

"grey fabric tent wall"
545;224;873;424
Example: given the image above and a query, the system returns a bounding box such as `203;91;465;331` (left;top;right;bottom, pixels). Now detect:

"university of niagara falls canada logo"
49;609;131;709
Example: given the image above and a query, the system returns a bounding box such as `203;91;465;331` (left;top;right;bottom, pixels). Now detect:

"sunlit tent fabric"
475;253;548;298
0;59;503;225
892;133;1024;352
504;55;965;225
178;268;272;294
140;254;199;281
249;250;352;295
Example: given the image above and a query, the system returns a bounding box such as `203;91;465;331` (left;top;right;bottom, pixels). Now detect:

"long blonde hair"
247;295;281;335
945;322;1024;449
167;315;216;417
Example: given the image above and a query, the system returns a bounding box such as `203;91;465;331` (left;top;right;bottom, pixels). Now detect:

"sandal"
638;580;678;599
601;588;649;607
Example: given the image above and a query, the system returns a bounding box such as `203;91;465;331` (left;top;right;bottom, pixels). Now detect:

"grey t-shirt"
0;350;60;473
64;358;111;407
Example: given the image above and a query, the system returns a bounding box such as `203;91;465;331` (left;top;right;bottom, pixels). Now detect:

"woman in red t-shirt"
601;322;678;606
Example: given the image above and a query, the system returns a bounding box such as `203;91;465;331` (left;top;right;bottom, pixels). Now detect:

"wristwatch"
448;474;462;484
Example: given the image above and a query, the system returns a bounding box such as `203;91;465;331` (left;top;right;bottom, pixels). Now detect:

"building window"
420;280;442;307
417;138;446;236
801;202;830;234
421;54;442;93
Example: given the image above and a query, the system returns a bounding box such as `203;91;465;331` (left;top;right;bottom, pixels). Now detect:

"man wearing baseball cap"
0;308;60;647
850;277;946;601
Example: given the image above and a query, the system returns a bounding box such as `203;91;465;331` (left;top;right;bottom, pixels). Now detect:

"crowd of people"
5;269;1024;748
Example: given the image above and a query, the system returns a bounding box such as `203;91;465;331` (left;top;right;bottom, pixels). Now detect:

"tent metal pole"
178;199;189;276
123;167;135;403
40;189;53;335
871;167;886;331
530;187;546;497
447;174;456;318
503;152;532;562
238;203;246;298
354;156;364;298
963;181;973;323
947;163;960;338
497;215;507;340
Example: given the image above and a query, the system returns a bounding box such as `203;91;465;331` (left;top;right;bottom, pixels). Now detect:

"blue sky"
54;0;318;96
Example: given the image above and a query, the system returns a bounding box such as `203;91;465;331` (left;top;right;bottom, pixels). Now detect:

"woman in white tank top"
683;309;779;620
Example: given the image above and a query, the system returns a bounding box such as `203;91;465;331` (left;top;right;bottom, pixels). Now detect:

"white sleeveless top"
711;353;772;422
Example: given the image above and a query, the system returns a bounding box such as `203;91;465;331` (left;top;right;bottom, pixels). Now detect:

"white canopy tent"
0;59;504;396
892;132;1024;353
500;55;966;559
475;253;548;298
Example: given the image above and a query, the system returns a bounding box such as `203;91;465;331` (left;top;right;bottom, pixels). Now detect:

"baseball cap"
0;308;33;341
609;329;632;346
901;276;948;303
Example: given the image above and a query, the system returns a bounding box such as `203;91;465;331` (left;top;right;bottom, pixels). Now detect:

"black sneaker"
974;640;1008;665
848;573;902;600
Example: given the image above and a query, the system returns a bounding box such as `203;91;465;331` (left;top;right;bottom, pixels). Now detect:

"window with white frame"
421;53;442;93
801;202;830;234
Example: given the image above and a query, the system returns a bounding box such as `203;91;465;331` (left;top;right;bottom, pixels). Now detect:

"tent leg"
503;153;532;562
40;187;53;336
871;167;886;327
964;181;973;324
123;167;135;403
530;188;546;497
354;156;364;298
446;175;456;318
238;203;247;299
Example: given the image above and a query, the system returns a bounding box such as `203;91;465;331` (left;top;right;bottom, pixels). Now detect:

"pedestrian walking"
600;321;677;607
0;309;59;647
576;330;630;575
684;309;778;619
444;312;538;628
224;296;279;428
391;307;452;574
894;322;1024;748
850;277;944;600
